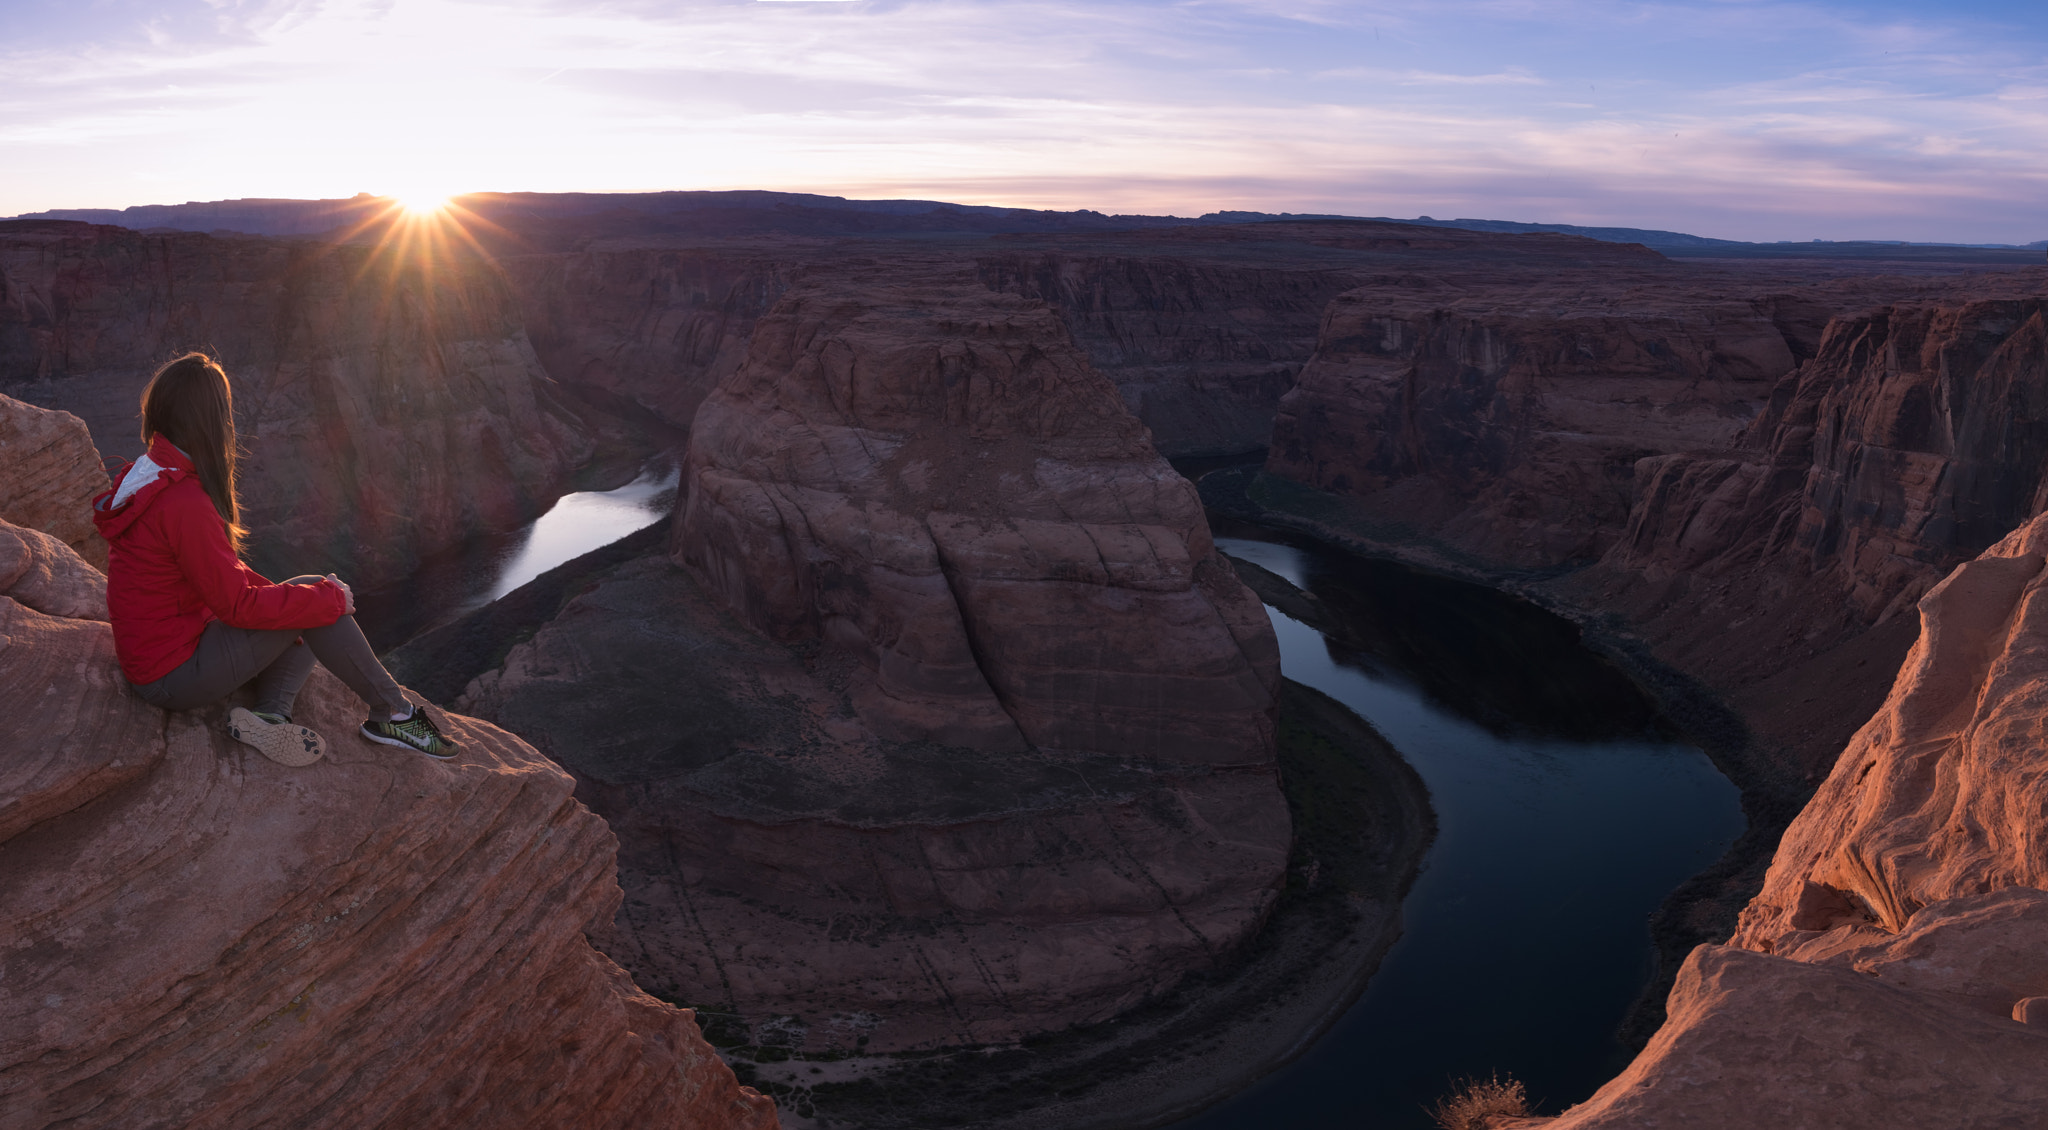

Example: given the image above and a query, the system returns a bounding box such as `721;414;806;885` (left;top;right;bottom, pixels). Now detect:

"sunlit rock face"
0;507;775;1129
0;220;593;587
459;264;1288;1052
0;393;108;567
1535;518;2048;1128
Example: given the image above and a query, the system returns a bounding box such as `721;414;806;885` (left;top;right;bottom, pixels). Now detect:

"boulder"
0;394;108;566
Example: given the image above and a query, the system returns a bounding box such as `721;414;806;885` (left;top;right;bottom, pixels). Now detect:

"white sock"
390;702;415;722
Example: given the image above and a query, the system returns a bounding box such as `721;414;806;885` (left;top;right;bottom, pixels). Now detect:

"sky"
2;0;2044;242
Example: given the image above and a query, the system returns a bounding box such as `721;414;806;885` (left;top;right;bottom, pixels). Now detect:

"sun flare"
391;190;453;217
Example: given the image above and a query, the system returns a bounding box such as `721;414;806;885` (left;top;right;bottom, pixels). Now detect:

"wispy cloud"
2;0;2045;241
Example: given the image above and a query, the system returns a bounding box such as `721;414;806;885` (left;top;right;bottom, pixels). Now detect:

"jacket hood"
92;436;198;542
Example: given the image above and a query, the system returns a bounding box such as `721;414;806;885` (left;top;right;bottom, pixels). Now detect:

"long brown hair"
140;352;246;552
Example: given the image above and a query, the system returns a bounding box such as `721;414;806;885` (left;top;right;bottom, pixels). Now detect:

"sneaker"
360;705;458;759
227;706;327;768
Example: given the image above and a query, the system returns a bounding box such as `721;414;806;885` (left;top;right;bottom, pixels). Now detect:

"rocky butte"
451;259;1289;1053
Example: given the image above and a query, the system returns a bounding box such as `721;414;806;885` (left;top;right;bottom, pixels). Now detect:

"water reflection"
355;460;678;651
1174;534;1743;1129
486;463;679;600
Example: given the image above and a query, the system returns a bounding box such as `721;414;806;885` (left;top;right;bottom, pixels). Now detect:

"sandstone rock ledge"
0;519;773;1130
1527;514;2048;1128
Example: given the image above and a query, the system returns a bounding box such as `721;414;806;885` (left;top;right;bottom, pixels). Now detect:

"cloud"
2;0;2045;241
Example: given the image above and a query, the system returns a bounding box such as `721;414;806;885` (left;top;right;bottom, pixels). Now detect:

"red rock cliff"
0;220;594;588
977;247;1359;458
498;245;802;433
1533;514;2048;1128
0;512;774;1129
677;262;1280;763
1266;270;1819;565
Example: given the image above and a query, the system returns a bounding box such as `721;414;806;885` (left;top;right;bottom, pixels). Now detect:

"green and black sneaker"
360;704;458;760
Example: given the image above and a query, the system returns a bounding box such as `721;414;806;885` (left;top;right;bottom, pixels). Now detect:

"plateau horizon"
10;189;2047;253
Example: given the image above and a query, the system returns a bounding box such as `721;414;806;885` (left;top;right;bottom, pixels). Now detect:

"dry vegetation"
1430;1072;1531;1130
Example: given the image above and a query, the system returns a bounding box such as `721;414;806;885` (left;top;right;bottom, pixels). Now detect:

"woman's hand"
325;573;356;615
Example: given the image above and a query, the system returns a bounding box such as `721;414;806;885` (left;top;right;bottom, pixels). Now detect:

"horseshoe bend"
6;197;2048;1128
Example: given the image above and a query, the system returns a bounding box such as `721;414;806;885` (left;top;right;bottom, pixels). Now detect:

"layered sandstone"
1531;516;2048;1128
0;220;594;587
456;264;1289;1053
0;393;107;566
677;264;1280;763
1605;299;2048;647
0;514;774;1130
1266;271;1822;566
498;245;803;432
977;248;1359;457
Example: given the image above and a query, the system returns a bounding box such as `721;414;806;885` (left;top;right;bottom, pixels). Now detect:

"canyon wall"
1603;299;2048;654
1265;273;1822;566
0;220;595;588
977;250;1358;457
0;506;774;1128
455;264;1289;1053
1533;517;2048;1128
498;245;803;432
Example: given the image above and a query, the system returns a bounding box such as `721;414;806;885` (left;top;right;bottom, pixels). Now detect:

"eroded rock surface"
455;264;1289;1053
0;220;595;587
977;248;1359;457
0;517;773;1129
0;394;107;566
677;264;1280;764
500;245;802;433
1535;516;2048;1128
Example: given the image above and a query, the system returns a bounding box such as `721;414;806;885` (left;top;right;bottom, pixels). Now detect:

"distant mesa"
8;190;2043;262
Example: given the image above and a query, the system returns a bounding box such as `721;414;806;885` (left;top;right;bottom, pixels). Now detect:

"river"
356;459;679;650
1175;531;1744;1128
361;471;1745;1128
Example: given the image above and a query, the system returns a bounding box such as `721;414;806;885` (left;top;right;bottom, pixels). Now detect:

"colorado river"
364;470;1745;1128
1179;531;1743;1128
357;459;679;650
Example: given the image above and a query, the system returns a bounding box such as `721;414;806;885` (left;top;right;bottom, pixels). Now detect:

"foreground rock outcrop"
0;394;107;566
0;514;773;1129
450;264;1289;1054
0;220;596;587
1532;515;2048;1127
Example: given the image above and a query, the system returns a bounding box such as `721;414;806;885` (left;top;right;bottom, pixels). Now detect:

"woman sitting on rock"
92;352;455;765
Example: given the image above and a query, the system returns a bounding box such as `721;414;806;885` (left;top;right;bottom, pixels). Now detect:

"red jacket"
92;436;348;685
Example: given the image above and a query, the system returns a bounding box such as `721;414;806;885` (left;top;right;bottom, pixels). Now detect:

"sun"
390;190;453;217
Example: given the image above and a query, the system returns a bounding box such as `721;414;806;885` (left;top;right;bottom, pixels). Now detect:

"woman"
92;353;455;765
